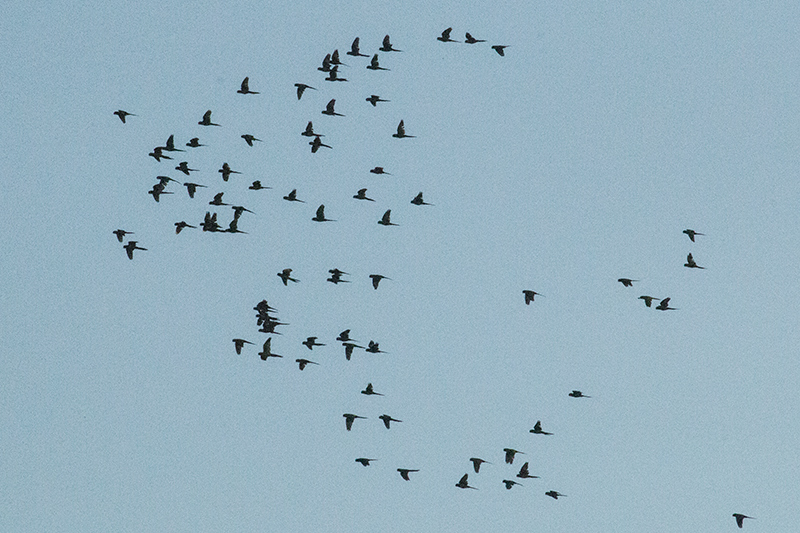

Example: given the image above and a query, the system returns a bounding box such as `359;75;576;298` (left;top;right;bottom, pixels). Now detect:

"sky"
2;1;799;531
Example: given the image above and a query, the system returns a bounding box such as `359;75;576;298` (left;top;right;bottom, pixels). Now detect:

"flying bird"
366;95;389;106
113;110;136;123
237;76;259;94
302;337;325;350
312;204;334;222
186;137;204;147
301;121;322;137
491;45;509;56
469;458;490;473
113;229;133;242
378;209;397;226
370;167;391;175
503;448;523;464
365;340;386;353
342;342;363;361
392;120;415;138
618;278;638;287
639;295;657;307
283;189;305;202
231;205;254;218
380;35;401;52
502;479;522;490
123;241;146;260
258;338;282;360
367;54;389;71
317;53;332;72
523;290;542;305
343;413;366;431
163;134;184;152
295;358;319;371
327;271;349;284
355;458;376;466
455;474;477;489
684;253;705;269
209;192;228;206
310;136;332;153
517;462;539;479
378;414;402;429
683;229;704;242
569;390;591;398
277;268;299;285
198;110;220;126
249;181;270;190
201;211;221;232
183;182;206;198
655;297;677;310
530;420;553;435
410;192;432;205
325;66;347;82
174;221;196;234
354;188;375;201
148;146;171;162
361;383;383;396
175;162;197;176
545;491;566;499
218;163;241;182
437;27;458;42
732;514;754;528
148;183;172;202
232;338;254;355
397;469;419;481
347;37;369;57
465;33;486;43
369;274;391;289
337;329;355;342
241;134;262;146
322;99;344;116
157;175;178;188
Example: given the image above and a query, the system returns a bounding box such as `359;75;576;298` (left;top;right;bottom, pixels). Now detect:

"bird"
325;66;347;82
113;110;136;123
232;338;254;355
492;45;509;56
201;211;221;232
618;278;638;287
163;134;184;152
174;221;196;234
337;329;355;342
295;358;319;370
209;192;228;206
321;99;344;116
302;337;325;350
370;166;391;175
502;479;522;490
366;94;389;106
365;341;386;354
469;458;490;473
355;458;376;466
241;134;262;146
347;37;369;57
523;290;542;305
328;268;349;276
369;274;391;289
123;241;146;260
639;295;657;307
148;146;172;161
397;469;419;481
361;383;383;396
503;448;524;464
237;76;259;94
327;271;349;284
342;342;363;361
113;229;133;242
218;163;241;182
148;183;172;202
437;27;458;42
249;181;270;190
569;390;591;398
732;514;754;528
464;32;486;44
174;162;197;176
231;205;254;218
392;120;415;138
455;473;477;489
258;338;283;361
367;54;389;71
182;182;206;199
186;137;204;147
317;53;332;72
683;229;704;242
410;192;432;205
530;420;553;435
310;136;332;153
545;491;566;499
277;268;299;285
354;188;375;201
380;35;401;52
226;219;247;235
343;413;366;431
378;210;397;226
258;320;287;335
684;253;705;269
157;175;178;188
655;297;677;310
198;110;220;126
378;414;402;429
312;204;334;222
283;189;305;203
330;49;346;66
301;121;322;137
517;462;539;479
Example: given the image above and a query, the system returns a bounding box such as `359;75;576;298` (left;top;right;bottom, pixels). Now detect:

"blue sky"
2;1;799;531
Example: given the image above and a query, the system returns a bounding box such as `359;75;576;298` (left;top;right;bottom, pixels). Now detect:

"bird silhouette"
310;136;332;153
209;192;228;206
301;121;322;137
283;189;305;203
148;183;172;202
343;413;366;431
469;458;490;473
517;462;539;479
530;421;553;435
455;473;477;489
569;390;591;398
369;274;391;289
157;175;179;188
317;53;332;72
683;229;704;242
365;340;386;353
638;295;657;307
502;479;522;490
503;448;524;464
392;120;415;138
337;329;355;342
397;469;418;480
618;278;638;287
123;241;147;260
277;268;299;285
148;146;171;162
258;338;282;361
237;76;259;94
465;33;486;44
218;163;241;182
231;205;254;218
182;182;206;198
366;94;390;106
174;221;196;234
186;137;205;147
232;338;254;355
302;337;325;350
378;414;402;429
410;192;432;205
656;297;677;310
380;35;401;52
347;37;369;57
201;211;221;232
378;210;397;226
330;49;346;66
198;110;220;126
327;271;350;284
113;229;133;242
523;290;542;304
354;188;375;201
312;204;334;222
492;45;509;56
322;99;344;116
545;491;566;499
249;181;271;190
342;342;363;361
438;27;458;42
370;167;391;175
732;514;754;528
175;162;197;176
225;218;247;234
355;458;376;466
295;358;319;370
684;253;705;269
325;66;347;82
367;54;389;71
163;134;184;152
113;110;136;123
361;382;383;396
241;134;262;146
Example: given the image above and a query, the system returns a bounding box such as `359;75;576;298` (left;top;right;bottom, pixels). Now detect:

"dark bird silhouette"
361;382;383;396
148;183;172;202
343;413;366;431
347;37;369;57
684;253;705;269
369;274;391;289
249;181;271;190
175;162;197;175
325;66;347;82
163;134;184;152
241;134;262;146
237;77;259;94
209;192;229;206
569;390;591;398
517;462;539;479
618;278;638;287
232;338;254;355
225;218;247;234
355;458;376;466
329;268;349;276
123;241;146;260
492;45;509;56
342;342;363;361
201;211;221;232
456;473;477;489
683;229;704;242
639;295;657;307
277;268;299;285
322;99;344;116
732;514;754;528
380;35;401;52
370;166;391;175
114;110;136;123
186;137;204;147
148;146;172;162
310;136;332;153
259;320;287;335
465;33;486;44
655;297;677;311
301;121;322;137
392;120;415;138
283;189;305;202
183;182;206;198
366;94;390;106
367;54;389;71
530;420;553;435
295;358;319;370
317;53;332;72
198;110;220;126
378;209;397;226
469;458;490;473
365;340;386;354
354;188;375;201
302;336;325;350
545;491;566;499
502;479;522;490
174;221;196;234
379;414;402;429
504;448;524;464
523;290;542;305
157;175;178;188
258;337;282;360
337;329;355;342
330;49;346;66
113;229;133;242
327;271;350;284
231;205;254;218
312;204;334;222
437;27;458;42
410;192;432;205
218;163;241;182
397;469;419;481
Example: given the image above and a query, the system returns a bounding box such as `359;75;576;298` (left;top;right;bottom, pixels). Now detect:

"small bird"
218;163;241;182
123;241;146;260
301;121;322;137
113;110;136;123
355;458;376;466
366;95;389;106
329;268;349;276
258;320;287;335
113;229;133;242
378;414;402;429
365;340;386;354
367;54;389;71
523;290;542;305
327;271;349;284
157;175;178;188
302;337;325;350
325;66;347;82
517;462;539;479
337;329;355;342
655;297;677;311
354;188;375;201
283;189;305;203
732;514;754;528
331;49;346;66
241;134;262;146
317;53;332;72
378;209;397;226
277;268;299;285
258;337;282;361
232;339;254;355
343;413;366;431
342;342;363;361
174;221;196;234
469;458;490;473
175;162;197;176
545;491;566;499
392;120;415;138
618;278;638;287
201;211;221;232
380;35;401;52
492;45;509;56
231;205;254;218
198;110;220;126
186;137;204;148
410;192;432;205
310;136;332;153
530;420;553;435
249;181;271;190
312;204;334;222
369;274;391;290
437;27;458;42
148;146;172;162
347;37;369;57
322;99;344;116
148;183;172;202
295;358;319;371
503;448;524;464
237;77;259;94
684;253;705;269
209;192;228;206
683;229;704;242
183;182;206;198
639;295;657;307
370;167;391;175
361;383;383;396
569;390;591;398
455;473;477;489
464;33;486;44
502;479;522;490
397;469;419;481
163;134;184;152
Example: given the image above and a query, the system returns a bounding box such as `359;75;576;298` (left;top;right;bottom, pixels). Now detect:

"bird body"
249;181;270;190
218;163;241;182
283;189;304;202
123;241;146;260
397;468;418;480
378;414;401;429
366;95;389;106
322;99;344;116
354;188;375;201
517;462;539;479
380;35;401;52
301;121;322;137
502;479;522;489
347;37;369;57
310;136;332;153
174;221;196;234
683;229;704;242
411;192;432;205
186;137;204;147
369;274;391;289
278;268;299;285
367;54;389;71
258;337;282;360
241;134;262;146
504;448;523;464
114;110;136;123
684;253;705;269
176;162;198;175
438;28;458;42
639;295;657;307
492;45;509;56
237;77;259;94
198;110;220;126
302;337;325;350
569;390;591;398
392;120;415;138
523;290;541;305
163;134;184;152
370;167;391;175
545;490;566;499
312;204;334;222
343;413;366;431
465;33;486;44
361;382;383;396
732;514;754;528
355;457;375;466
113;229;133;242
656;297;677;311
295;358;319;370
530;420;553;435
455;473;477;489
618;278;638;287
378;210;397;226
232;338;254;355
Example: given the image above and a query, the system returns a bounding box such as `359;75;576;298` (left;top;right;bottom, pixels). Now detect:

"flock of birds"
111;28;755;529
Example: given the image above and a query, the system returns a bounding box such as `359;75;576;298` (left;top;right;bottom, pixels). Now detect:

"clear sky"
2;1;798;531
